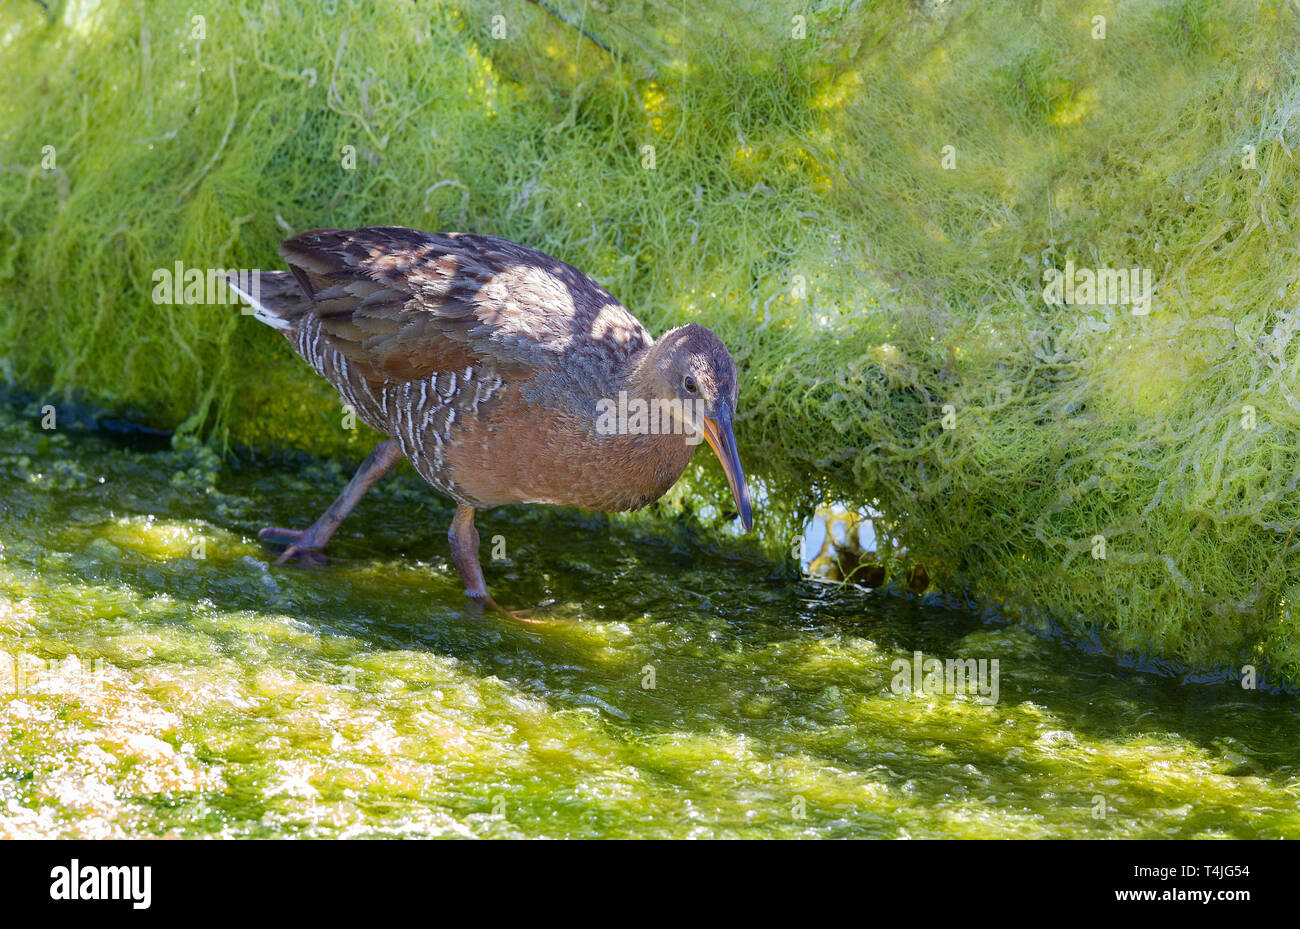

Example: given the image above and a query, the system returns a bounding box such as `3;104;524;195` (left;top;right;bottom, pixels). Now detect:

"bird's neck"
597;337;697;505
618;335;670;402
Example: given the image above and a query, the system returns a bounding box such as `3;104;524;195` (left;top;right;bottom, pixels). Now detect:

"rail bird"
230;226;752;617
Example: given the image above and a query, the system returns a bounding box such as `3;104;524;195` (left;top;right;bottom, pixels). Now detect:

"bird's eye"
683;375;698;393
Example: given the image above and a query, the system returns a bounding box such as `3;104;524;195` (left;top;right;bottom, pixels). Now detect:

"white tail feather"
226;275;291;331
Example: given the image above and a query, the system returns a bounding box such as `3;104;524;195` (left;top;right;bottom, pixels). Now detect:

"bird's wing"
277;226;652;383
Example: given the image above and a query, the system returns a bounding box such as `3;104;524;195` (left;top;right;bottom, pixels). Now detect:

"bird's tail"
222;270;309;331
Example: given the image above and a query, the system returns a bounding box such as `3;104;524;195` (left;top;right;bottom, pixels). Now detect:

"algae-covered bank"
2;0;1300;840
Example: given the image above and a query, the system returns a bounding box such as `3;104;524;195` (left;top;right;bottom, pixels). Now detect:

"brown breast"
440;378;699;510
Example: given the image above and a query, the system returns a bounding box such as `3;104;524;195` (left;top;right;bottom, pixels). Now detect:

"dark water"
1;401;1297;837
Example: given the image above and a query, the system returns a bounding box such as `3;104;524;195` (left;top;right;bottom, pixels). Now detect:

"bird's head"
640;323;753;532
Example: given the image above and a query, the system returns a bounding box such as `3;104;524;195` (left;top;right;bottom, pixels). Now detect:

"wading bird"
229;227;752;618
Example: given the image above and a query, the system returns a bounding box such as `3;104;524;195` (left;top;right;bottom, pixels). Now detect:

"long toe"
259;527;328;565
259;526;310;545
476;595;561;625
275;543;329;566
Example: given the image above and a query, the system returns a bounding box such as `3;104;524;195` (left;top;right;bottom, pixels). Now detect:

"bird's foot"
469;593;557;625
259;527;329;565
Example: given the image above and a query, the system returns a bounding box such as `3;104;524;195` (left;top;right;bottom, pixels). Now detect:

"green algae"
2;401;1299;838
4;1;1300;686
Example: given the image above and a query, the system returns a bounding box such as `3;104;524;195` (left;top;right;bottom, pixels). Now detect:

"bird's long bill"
701;403;754;532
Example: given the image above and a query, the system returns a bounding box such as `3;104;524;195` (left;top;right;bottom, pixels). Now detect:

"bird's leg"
447;505;489;598
260;439;405;563
448;505;543;623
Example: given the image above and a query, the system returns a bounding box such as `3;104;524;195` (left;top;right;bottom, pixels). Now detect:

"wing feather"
276;226;652;387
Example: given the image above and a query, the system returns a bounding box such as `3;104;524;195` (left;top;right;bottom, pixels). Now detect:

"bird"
227;226;753;618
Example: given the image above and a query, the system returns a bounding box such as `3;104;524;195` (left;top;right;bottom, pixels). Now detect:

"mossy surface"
4;1;1300;683
3;398;1300;838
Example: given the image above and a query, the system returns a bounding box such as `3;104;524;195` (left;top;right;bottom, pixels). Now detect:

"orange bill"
701;402;754;531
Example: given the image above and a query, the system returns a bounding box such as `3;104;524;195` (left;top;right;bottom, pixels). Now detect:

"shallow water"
1;399;1298;838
